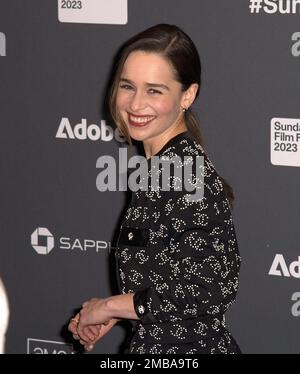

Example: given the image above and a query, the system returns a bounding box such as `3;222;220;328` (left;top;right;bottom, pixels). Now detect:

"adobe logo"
31;228;54;255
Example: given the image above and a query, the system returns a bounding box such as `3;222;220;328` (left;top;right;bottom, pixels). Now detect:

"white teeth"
129;115;155;123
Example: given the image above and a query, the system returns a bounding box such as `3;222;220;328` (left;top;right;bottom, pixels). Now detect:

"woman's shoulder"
159;131;205;159
158;132;218;179
153;132;228;205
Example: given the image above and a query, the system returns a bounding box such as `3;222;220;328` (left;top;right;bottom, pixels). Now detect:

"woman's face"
116;51;185;142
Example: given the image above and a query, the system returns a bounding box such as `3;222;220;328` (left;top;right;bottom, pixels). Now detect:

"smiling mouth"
127;113;157;127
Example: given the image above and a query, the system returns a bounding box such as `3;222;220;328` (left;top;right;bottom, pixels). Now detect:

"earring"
181;106;187;113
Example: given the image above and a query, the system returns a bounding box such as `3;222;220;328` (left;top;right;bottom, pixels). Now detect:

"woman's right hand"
83;318;119;352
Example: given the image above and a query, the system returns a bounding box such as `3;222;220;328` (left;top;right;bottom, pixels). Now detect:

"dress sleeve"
133;158;240;324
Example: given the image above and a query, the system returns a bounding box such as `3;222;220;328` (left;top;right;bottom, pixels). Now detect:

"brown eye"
148;88;162;95
120;84;134;90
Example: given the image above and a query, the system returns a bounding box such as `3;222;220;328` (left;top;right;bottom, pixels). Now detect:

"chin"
128;133;147;142
127;127;151;142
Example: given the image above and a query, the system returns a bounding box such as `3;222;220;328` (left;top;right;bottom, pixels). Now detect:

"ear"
180;83;199;110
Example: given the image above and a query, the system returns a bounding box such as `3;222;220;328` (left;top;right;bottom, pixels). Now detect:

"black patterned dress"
115;131;241;354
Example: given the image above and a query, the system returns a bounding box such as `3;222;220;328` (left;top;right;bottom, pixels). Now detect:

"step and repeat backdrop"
0;0;299;354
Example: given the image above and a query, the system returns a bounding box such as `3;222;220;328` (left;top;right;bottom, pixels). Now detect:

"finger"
70;314;80;324
69;325;78;335
68;314;80;333
72;333;80;340
83;326;97;341
88;325;100;337
85;344;94;352
77;325;92;343
69;323;78;334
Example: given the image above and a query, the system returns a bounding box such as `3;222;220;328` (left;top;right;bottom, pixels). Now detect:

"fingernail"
88;345;94;350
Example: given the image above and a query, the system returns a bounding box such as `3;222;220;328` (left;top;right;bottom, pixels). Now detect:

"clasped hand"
68;298;116;352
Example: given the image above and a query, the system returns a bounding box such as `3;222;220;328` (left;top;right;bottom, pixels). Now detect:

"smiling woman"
115;51;197;158
68;24;241;354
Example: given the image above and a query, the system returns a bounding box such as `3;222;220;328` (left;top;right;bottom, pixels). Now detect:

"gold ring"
71;317;80;325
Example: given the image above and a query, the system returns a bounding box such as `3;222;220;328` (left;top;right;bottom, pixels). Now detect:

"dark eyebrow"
119;78;170;91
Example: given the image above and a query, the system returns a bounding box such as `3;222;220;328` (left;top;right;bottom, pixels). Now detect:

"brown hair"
109;24;234;207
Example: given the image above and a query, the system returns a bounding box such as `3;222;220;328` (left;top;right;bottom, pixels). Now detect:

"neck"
143;116;187;160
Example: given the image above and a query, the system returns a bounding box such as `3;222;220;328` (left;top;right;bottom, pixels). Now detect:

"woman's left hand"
76;298;110;341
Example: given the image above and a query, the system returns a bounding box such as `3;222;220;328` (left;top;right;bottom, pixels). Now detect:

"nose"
129;90;147;112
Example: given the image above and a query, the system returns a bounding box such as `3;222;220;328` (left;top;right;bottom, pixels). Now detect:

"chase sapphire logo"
31;228;54;255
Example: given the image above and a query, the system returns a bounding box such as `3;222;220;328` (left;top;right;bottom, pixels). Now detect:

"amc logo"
27;338;74;354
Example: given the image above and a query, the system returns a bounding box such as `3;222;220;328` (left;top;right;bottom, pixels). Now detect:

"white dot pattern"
115;132;241;354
